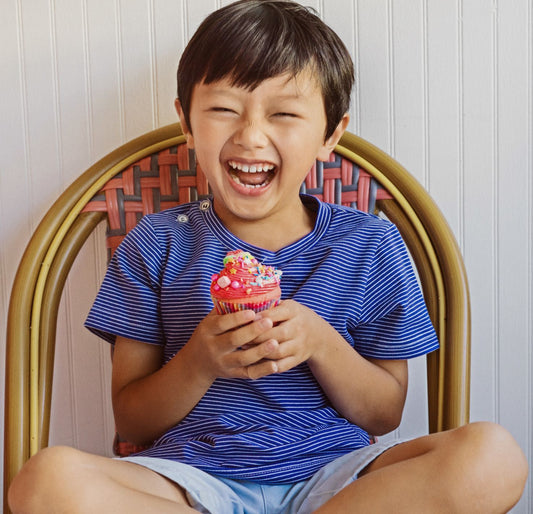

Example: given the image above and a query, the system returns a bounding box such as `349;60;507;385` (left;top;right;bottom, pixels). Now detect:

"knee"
450;422;528;510
457;422;528;482
8;446;85;514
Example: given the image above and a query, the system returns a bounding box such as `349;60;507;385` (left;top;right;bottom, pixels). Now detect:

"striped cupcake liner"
212;297;280;315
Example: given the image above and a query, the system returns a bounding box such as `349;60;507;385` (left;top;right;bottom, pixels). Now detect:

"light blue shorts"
120;438;401;513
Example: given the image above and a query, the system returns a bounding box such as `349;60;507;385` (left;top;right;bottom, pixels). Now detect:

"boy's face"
176;70;348;233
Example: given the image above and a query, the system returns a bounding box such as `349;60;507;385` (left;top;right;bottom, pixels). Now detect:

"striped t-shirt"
85;195;439;483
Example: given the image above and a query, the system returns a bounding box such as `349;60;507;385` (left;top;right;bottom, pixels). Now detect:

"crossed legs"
8;422;528;514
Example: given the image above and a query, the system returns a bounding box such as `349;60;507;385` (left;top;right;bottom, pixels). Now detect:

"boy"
9;1;527;513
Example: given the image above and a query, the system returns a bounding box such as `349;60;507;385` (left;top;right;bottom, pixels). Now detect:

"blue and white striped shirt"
85;195;439;483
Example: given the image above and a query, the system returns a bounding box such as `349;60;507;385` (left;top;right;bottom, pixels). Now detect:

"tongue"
237;171;271;186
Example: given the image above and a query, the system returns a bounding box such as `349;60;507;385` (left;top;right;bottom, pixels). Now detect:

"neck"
218;201;316;252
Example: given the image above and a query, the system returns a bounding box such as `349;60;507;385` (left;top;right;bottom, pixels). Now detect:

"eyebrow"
203;88;308;102
202;76;311;94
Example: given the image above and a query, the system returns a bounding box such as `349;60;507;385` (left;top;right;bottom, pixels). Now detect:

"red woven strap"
112;432;149;457
82;145;208;258
302;153;392;211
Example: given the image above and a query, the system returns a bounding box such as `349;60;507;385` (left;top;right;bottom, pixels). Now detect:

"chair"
4;123;470;512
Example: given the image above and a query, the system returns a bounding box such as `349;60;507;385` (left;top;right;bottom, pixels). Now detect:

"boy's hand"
187;309;280;380
251;299;331;373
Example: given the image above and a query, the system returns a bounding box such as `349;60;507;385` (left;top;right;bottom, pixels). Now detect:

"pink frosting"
210;250;282;301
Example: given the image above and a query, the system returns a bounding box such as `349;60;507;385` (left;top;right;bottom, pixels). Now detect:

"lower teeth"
230;170;272;188
233;176;267;188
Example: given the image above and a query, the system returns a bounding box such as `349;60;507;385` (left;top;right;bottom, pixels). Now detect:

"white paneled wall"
1;1;531;511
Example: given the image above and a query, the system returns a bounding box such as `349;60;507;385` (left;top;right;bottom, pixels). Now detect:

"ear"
174;98;194;149
316;114;350;162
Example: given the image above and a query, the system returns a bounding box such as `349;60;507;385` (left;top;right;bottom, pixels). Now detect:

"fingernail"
260;318;273;329
267;339;278;349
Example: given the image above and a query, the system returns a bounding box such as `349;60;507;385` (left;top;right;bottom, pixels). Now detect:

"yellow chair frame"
4;123;470;512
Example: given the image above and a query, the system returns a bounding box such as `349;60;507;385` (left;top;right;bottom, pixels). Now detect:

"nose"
232;118;268;150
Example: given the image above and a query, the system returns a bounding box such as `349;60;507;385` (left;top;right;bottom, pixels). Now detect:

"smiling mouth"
227;160;276;188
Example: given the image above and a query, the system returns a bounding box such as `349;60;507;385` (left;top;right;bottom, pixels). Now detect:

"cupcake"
210;250;282;314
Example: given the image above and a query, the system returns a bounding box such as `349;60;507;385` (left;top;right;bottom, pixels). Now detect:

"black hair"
177;0;354;140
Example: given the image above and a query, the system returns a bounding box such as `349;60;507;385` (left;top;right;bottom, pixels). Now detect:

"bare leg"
315;422;528;514
8;446;197;514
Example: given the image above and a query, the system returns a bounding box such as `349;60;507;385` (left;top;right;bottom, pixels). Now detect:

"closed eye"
210;107;237;114
274;112;298;118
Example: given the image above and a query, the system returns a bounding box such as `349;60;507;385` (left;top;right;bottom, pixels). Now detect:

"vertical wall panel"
356;0;393;151
17;1;63;224
425;0;462;237
390;0;427;185
118;0;156;140
462;0;498;424
323;0;357;133
495;0;530;427
494;2;531;510
153;0;186;126
49;301;78;448
185;0;218;39
85;0;123;158
52;0;92;186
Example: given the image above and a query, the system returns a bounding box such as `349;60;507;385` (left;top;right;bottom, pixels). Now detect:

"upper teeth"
228;161;275;173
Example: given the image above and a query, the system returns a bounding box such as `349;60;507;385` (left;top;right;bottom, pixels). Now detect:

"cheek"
283;134;328;170
193;133;224;164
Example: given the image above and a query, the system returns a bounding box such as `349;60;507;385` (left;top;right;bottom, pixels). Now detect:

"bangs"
201;6;314;90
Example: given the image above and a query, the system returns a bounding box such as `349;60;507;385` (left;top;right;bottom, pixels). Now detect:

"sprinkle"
217;276;231;288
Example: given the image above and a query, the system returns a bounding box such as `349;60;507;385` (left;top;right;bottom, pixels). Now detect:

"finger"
211;309;257;334
222;316;275;352
240;351;303;381
245;359;279;380
258;299;299;325
226;339;279;369
250;315;291;346
264;355;301;375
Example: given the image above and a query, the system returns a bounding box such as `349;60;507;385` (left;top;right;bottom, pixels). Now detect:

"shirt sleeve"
84;216;165;345
352;223;439;359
